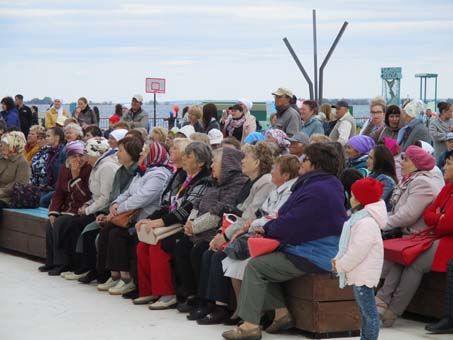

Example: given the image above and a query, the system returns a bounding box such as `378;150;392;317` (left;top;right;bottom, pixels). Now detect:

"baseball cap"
335;100;349;109
272;87;294;98
132;94;143;103
178;125;195;138
208;128;223;145
447;132;453;141
287;131;310;145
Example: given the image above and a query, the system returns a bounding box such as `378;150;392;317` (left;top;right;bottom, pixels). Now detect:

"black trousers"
97;222;137;276
199;250;230;304
172;237;209;298
80;229;99;272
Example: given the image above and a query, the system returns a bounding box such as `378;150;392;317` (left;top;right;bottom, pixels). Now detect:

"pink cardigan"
335;201;387;288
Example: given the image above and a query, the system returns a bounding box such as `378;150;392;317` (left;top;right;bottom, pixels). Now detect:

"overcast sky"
1;0;452;103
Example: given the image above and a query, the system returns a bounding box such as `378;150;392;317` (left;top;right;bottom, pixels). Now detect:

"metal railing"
98;118;181;130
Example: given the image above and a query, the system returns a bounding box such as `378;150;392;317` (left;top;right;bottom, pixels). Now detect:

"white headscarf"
54;97;64;120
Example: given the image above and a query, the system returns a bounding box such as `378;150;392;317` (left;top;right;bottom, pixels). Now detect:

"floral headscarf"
1;131;26;158
265;128;290;149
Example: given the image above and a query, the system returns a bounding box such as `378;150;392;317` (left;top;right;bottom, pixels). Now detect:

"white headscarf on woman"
53;97;64;120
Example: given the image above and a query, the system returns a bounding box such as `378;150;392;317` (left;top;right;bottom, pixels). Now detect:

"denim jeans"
353;285;379;340
40;191;54;208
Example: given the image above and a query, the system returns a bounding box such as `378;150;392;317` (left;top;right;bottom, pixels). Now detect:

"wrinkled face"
388;113;400;129
117;144;132;166
288;141;304;157
182;151;203;175
346;144;360;159
54;99;62;110
367;149;375;171
444;157;453;182
131;98;141;111
65;128;78;142
0;143;10;158
170;144;184;168
400;153;417;176
274;95;290;108
300;104;314;121
370;105;385;126
241;151;259;178
27;131;38;144
77;99;87;110
271;164;288;187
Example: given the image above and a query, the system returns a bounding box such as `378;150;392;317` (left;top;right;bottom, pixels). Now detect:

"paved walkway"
0;252;449;340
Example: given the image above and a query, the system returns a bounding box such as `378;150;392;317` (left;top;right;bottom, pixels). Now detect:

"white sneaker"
133;295;158;305
108;280;136;295
60;271;73;279
148;295;177;310
97;277;119;291
64;272;89;280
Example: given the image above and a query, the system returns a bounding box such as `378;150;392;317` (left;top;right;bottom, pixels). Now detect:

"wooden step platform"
0;208;48;259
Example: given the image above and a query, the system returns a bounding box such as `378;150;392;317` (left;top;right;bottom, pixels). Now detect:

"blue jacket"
300;116;325;137
263;171;347;271
369;172;395;211
346;154;369;177
1;108;20;129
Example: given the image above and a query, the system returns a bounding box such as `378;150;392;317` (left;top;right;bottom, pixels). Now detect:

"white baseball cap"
208;128;223;145
177;125;195;138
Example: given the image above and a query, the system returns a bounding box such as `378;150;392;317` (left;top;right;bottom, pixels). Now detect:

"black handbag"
224;234;250;260
10;183;41;208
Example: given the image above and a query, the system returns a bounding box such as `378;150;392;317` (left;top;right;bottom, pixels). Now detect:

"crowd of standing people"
0;89;453;340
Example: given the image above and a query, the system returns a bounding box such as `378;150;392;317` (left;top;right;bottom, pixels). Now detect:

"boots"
425;260;453;334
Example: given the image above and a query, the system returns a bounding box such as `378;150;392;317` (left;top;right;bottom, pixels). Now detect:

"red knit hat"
351;178;384;206
109;115;121;124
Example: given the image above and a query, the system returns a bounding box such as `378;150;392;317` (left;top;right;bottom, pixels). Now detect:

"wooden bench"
0;207;48;259
285;274;361;338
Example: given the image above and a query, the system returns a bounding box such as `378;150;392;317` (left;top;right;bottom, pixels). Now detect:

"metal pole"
313;9;318;103
424;77;427;103
283;37;314;100
153;92;157;127
419;78;422;100
318;21;348;103
434;76;438;108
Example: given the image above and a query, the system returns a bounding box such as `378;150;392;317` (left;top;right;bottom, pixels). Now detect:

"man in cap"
287;131;310;161
272;87;301;137
329;100;356;146
122;95;149;130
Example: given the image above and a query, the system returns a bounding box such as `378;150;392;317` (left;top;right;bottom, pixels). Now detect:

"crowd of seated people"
0;91;452;340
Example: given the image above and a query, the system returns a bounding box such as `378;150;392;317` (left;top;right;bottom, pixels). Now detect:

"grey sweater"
429;117;452;159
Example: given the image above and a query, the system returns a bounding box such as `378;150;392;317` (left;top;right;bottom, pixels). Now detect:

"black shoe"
97;272;110;284
425;318;453;334
177;297;199;313
187;304;213;321
48;265;70;276
122;289;139;299
78;270;98;284
223;317;241;326
38;264;54;272
197;306;231;325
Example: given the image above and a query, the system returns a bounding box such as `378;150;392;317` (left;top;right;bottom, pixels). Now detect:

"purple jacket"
263;171;347;245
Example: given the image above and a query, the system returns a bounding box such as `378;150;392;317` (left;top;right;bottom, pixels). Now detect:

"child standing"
333;178;387;340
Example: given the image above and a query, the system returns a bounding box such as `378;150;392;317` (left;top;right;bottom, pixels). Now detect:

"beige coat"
45;107;70;128
0;155;31;205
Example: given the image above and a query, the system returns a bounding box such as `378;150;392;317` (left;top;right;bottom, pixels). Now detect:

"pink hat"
405;145;435;171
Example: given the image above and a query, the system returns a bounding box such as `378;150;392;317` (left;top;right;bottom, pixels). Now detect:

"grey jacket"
399;119;431;152
224;173;275;239
122;108;149;130
114;166;172;221
275;106;301;137
429;117;452;159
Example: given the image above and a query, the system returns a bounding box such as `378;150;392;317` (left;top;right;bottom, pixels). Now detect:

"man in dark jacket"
15;94;33;137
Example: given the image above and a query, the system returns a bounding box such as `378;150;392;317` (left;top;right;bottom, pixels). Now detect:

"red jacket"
423;182;453;272
49;163;92;216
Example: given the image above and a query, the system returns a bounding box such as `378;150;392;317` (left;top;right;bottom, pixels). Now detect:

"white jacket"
335;200;387;288
85;155;120;215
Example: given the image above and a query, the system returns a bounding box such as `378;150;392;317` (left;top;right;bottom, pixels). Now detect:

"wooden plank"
0;228;46;259
286;298;361;333
2;211;47;237
285;274;355;301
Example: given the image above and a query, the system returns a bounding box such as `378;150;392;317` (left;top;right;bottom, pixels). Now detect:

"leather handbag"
110;210;139;228
383;227;438;266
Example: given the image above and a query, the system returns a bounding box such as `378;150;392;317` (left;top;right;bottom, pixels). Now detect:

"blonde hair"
319;104;332;121
241;142;275;175
172;137;191;153
190;132;210;145
29;125;46;138
310;133;331;144
188;105;203;120
151;127;167;143
370;96;386;112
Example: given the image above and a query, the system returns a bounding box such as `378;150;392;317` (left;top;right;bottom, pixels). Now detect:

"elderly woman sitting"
133;141;212;309
346;135;375;177
38;141;92;276
222;143;347;340
0;131;30;209
192;155;300;325
59;137;120;281
171;146;249;312
376;145;445;327
24;125;46;163
96;142;173;297
265;129;289;155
